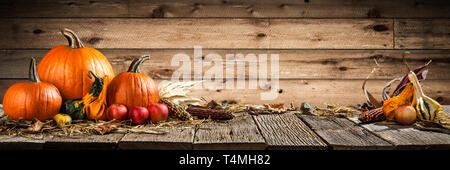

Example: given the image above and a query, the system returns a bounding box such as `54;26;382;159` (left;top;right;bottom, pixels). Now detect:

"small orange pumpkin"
37;28;115;102
107;55;159;109
3;58;62;121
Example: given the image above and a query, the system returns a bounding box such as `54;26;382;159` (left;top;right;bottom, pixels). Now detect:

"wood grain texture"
193;113;266;150
119;126;195;150
0;18;393;49
187;79;450;106
444;105;450;113
253;113;327;150
1;49;449;80
1;0;449;18
298;114;392;150
44;133;125;150
0;0;129;18
348;117;450;149
395;19;450;49
0;135;45;150
1;79;449;106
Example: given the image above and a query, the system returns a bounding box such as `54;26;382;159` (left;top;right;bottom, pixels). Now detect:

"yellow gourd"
54;114;72;127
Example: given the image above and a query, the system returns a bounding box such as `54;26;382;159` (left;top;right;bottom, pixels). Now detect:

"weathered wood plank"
2;79;449;106
0;0;129;18
119;126;195;150
1;0;449;18
253;112;327;150
0;135;45;150
193;113;266;150
0;18;392;49
395;19;450;49
298;114;392;150
1;49;449;80
348;117;450;149
443;105;450;113
44;133;125;150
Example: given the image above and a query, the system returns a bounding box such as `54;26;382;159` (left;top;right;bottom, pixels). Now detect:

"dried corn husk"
158;80;205;106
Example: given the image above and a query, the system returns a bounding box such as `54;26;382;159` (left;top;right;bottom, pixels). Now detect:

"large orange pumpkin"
37;28;115;102
3;58;62;121
107;55;159;109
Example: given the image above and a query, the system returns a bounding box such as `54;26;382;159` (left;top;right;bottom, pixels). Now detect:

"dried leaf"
382;77;402;101
390;56;431;98
362;64;381;108
314;104;362;117
92;122;121;135
413;120;450;134
207;100;224;109
264;103;284;109
435;110;450;129
27;119;44;132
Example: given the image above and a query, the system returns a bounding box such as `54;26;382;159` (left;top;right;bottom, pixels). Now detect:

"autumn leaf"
27;119;44;132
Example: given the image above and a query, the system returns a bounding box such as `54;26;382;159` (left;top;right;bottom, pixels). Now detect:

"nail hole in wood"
33;29;43;34
151;6;165;18
373;25;389;32
87;37;103;44
338;66;348;71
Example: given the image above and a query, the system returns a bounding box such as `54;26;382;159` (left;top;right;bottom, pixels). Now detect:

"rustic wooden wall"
0;0;449;106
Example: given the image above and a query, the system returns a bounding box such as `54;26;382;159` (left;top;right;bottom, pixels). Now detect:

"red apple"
395;105;417;125
129;106;149;125
148;103;169;123
106;104;128;121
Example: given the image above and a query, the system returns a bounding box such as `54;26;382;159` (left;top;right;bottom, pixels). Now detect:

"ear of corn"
186;106;234;120
359;107;385;123
160;98;193;121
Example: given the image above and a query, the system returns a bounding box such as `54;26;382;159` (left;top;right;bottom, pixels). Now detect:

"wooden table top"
1;106;449;150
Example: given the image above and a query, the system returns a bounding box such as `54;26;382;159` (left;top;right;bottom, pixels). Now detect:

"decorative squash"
107;55;159;109
3;58;62;121
382;83;415;120
63;71;110;120
37;28;115;102
54;114;72;127
408;71;442;120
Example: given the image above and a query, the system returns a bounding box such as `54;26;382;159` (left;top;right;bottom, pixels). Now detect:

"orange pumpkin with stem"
3;58;62;121
37;28;115;102
107;55;159;109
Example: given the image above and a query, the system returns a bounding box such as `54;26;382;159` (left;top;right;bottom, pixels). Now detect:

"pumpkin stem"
127;55;150;73
30;57;40;83
61;28;84;49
